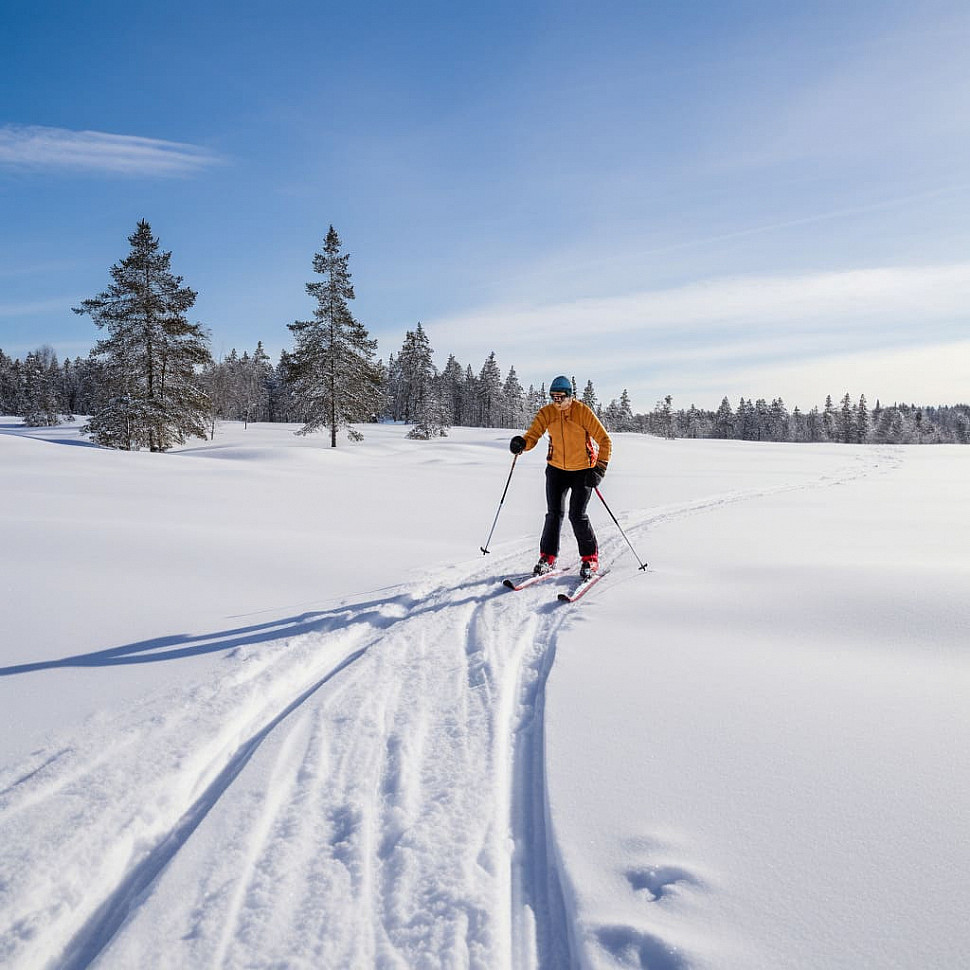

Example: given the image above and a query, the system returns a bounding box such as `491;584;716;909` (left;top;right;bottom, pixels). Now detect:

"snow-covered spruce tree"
397;323;449;439
856;394;870;444
616;389;635;431
270;350;299;422
822;395;837;441
502;365;526;428
769;398;790;442
286;226;382;446
713;397;735;438
805;406;824;442
20;348;63;426
478;352;505;428
0;348;17;414
603;398;621;432
652;394;675;439
58;356;95;419
236;342;273;427
73;220;211;451
526;383;545;420
837;393;853;443
437;355;464;426
461;364;480;426
394;323;432;423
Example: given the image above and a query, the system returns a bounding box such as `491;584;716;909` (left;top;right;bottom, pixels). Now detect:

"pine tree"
769;398;790;442
713;397;735;439
201;355;233;439
753;399;769;441
822;395;837;441
0;349;17;414
58;356;85;419
270;350;298;422
526;383;545;420
684;403;702;438
805;406;824;442
478;352;504;427
395;323;436;424
73;220;211;451
438;355;464;426
461;364;480;427
581;379;598;411
20;349;63;426
856;394;870;444
396;323;448;439
652;394;675;439
617;389;635;431
239;342;272;427
839;393;854;443
914;407;926;443
502;366;526;428
603;399;621;432
286;226;382;446
737;398;757;440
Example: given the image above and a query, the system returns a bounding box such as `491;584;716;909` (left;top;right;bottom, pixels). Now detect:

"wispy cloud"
0;125;221;176
431;263;970;347
424;263;970;408
0;296;79;318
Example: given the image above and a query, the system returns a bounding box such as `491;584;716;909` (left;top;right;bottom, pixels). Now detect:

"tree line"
640;393;970;445
2;220;967;447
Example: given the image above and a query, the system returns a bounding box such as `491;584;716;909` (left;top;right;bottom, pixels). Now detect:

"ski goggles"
550;391;570;402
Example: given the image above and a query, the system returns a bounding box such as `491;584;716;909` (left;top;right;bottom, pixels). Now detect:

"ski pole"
480;454;518;555
595;487;648;570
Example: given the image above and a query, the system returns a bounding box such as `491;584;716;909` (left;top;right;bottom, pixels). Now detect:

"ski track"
0;449;898;970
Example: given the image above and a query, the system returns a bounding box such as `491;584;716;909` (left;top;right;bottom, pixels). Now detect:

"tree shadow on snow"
0;423;101;448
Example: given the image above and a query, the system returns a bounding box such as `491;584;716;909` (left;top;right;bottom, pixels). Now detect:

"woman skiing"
509;375;612;580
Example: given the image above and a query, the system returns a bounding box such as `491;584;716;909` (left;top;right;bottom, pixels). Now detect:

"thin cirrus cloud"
423;262;970;407
430;262;970;350
0;125;221;176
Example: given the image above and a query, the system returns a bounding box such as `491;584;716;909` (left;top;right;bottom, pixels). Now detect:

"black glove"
510;435;526;455
586;460;608;487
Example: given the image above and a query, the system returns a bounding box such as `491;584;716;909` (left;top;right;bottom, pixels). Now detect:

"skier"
509;375;612;581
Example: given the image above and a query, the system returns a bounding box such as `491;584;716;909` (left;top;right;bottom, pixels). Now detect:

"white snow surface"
1;417;968;970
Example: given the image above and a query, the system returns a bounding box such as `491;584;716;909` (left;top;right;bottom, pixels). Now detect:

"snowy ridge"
0;436;936;969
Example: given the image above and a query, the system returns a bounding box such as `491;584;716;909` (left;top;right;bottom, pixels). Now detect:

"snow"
1;417;968;969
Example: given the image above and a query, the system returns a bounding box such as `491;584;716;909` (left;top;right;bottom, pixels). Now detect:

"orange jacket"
522;400;612;471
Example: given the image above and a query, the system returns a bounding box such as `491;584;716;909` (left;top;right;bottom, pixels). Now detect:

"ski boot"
533;553;557;576
579;554;599;582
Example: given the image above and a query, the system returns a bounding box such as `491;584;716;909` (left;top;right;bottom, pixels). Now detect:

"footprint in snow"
594;924;687;970
626;865;700;901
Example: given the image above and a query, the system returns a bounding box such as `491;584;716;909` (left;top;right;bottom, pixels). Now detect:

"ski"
502;568;567;591
557;571;605;603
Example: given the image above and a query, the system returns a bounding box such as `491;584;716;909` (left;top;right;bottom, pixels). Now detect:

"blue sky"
2;0;968;411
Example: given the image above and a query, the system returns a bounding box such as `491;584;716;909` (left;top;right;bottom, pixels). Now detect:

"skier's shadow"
0;577;496;677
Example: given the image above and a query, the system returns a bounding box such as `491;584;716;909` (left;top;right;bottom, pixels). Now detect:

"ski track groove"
0;450;896;970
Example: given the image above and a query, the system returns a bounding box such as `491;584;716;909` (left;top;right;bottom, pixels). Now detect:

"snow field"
545;446;970;969
2;420;968;968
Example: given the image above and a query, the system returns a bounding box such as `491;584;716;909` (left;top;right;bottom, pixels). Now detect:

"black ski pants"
540;464;598;559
